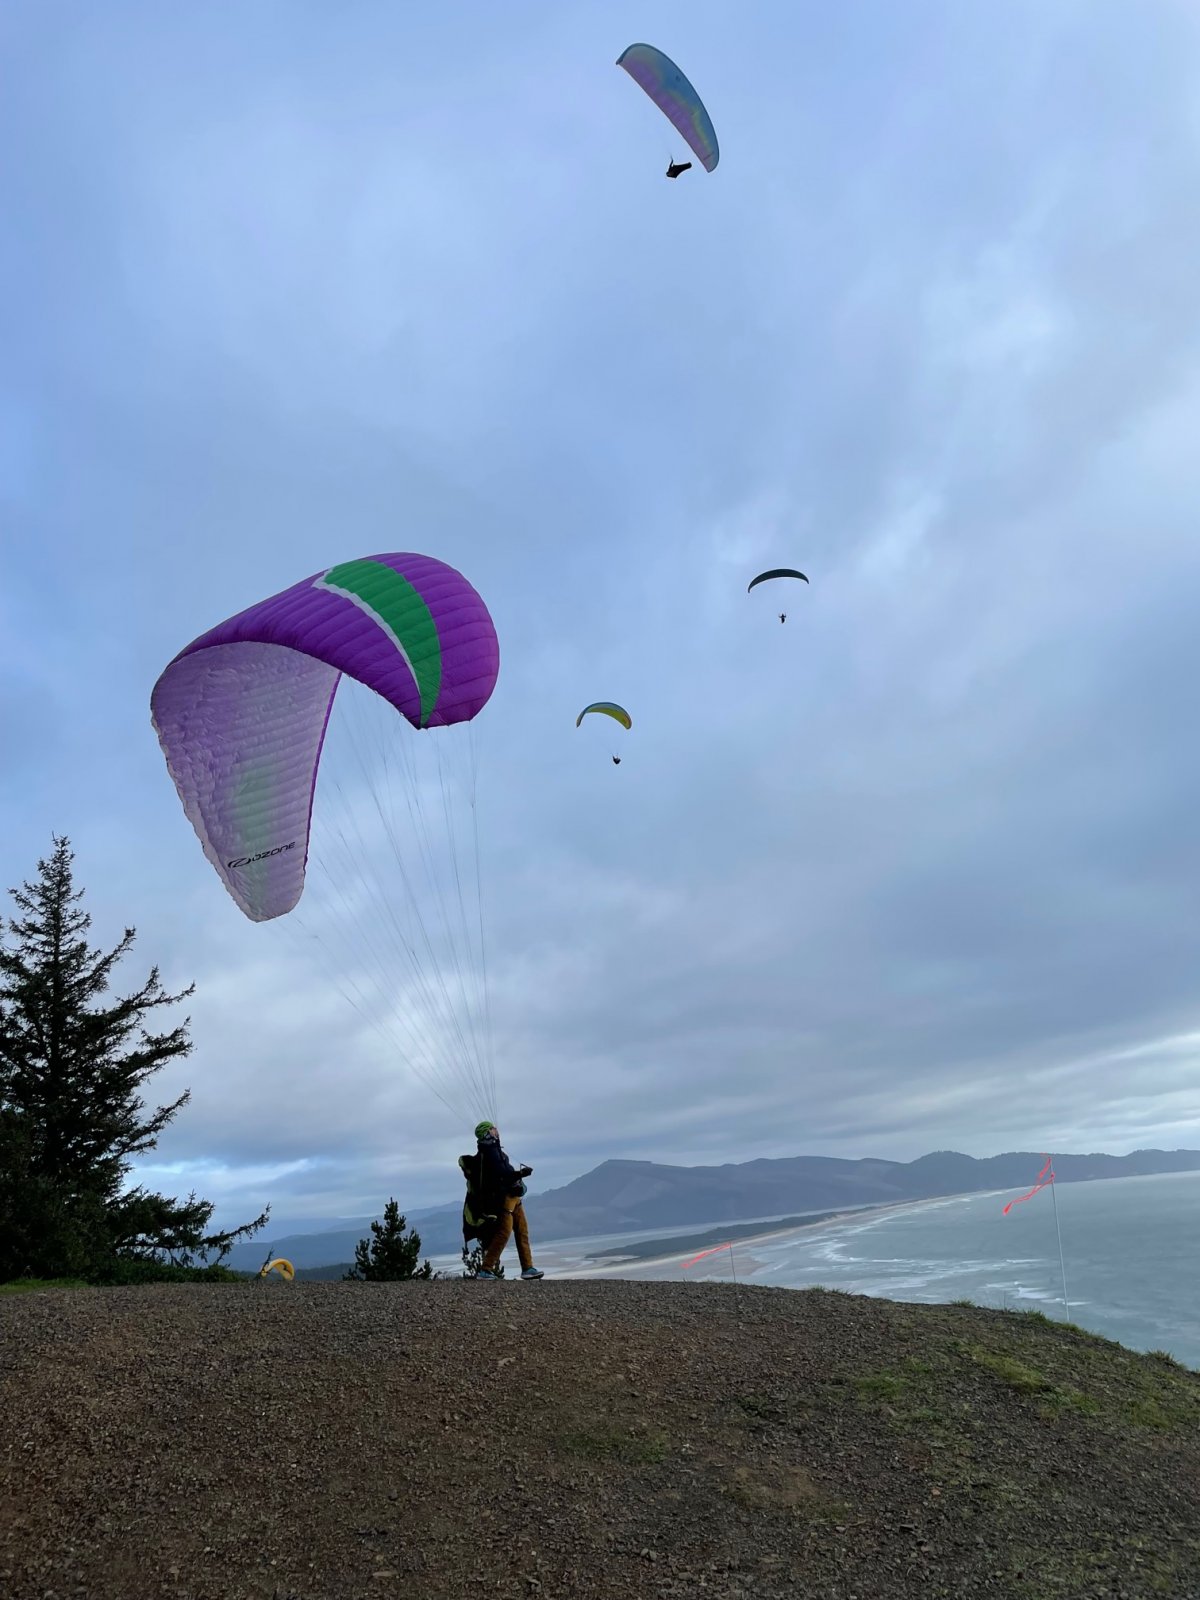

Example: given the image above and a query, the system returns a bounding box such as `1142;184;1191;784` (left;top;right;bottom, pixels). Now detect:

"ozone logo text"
227;841;297;870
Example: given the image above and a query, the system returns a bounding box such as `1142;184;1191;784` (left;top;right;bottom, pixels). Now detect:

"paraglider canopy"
576;702;632;730
151;551;502;1126
259;1258;295;1281
748;568;809;592
151;552;499;924
617;43;719;173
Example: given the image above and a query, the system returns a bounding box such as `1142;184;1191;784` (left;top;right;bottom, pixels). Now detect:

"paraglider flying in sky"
577;701;632;765
617;43;719;176
748;568;809;622
748;568;810;593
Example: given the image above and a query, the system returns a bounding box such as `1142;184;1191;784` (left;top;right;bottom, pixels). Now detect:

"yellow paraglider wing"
575;702;632;730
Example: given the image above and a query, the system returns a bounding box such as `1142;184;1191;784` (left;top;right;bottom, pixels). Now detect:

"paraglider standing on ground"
462;1122;543;1279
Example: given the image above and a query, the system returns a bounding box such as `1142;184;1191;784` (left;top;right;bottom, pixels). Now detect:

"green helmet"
474;1120;496;1140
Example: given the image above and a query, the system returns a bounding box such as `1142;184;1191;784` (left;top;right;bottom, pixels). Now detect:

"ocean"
543;1169;1200;1369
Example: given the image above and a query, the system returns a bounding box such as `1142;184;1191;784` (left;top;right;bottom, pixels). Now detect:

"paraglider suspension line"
1049;1166;1071;1319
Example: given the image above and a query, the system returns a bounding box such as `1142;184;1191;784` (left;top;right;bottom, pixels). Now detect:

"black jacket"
473;1135;525;1209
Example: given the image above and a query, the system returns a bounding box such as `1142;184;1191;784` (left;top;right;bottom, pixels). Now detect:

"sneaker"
521;1266;545;1280
474;1269;497;1280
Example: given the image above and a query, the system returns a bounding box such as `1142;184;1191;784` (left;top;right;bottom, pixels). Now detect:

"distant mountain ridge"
226;1146;1200;1271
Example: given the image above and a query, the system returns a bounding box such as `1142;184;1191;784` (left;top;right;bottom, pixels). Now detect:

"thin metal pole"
1048;1164;1071;1319
728;1240;742;1321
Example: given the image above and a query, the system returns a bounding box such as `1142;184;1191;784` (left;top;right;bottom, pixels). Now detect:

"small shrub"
1147;1349;1181;1368
461;1243;505;1279
89;1259;242;1287
0;1276;89;1295
345;1198;433;1282
970;1349;1052;1393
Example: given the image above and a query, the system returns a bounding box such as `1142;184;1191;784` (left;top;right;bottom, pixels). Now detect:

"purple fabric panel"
151;642;339;922
169;553;498;729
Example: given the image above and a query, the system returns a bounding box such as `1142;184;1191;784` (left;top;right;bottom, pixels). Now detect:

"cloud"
2;3;1199;1233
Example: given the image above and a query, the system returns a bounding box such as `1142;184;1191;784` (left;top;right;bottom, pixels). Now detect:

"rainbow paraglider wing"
617;43;719;173
151;553;499;924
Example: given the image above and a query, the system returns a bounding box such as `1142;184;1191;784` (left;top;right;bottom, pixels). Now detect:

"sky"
3;1;1200;1236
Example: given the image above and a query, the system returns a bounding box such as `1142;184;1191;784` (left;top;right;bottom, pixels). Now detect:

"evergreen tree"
345;1197;433;1281
461;1241;504;1279
0;836;267;1280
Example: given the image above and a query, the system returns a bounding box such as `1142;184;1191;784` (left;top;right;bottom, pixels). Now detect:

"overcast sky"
4;1;1200;1236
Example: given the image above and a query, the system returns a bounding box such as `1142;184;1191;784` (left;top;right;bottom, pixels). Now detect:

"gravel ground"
3;1279;1199;1599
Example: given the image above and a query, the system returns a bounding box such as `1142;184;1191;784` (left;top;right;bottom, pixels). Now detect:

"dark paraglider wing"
747;568;809;593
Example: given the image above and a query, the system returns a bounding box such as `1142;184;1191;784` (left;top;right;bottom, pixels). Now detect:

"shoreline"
546;1198;906;1280
431;1187;1015;1281
544;1188;1013;1281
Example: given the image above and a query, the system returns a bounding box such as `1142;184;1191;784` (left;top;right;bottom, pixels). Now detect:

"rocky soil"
3;1279;1199;1599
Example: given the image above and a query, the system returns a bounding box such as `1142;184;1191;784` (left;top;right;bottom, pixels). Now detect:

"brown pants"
482;1195;533;1273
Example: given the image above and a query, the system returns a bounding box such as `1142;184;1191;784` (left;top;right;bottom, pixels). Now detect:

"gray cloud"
3;2;1199;1233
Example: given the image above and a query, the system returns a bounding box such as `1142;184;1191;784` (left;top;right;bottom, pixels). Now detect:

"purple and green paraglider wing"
151;553;499;923
617;43;719;173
